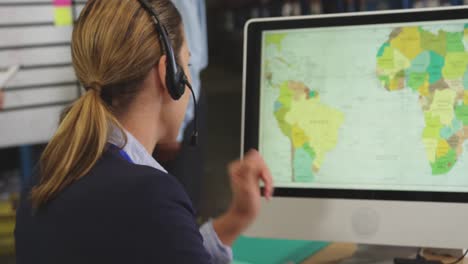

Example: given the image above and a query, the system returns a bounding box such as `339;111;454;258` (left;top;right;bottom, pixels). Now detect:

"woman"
14;1;273;263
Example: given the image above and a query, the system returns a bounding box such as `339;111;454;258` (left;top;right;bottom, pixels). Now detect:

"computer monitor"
242;6;468;249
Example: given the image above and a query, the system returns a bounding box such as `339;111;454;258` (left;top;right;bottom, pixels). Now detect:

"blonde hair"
31;0;183;208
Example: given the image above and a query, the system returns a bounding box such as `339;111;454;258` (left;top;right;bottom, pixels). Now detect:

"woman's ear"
157;55;168;95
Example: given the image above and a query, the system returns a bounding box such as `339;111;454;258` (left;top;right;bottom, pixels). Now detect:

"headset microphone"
183;77;199;147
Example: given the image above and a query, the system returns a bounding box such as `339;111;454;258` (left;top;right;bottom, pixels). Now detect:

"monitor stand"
395;248;464;264
337;245;463;264
394;256;442;264
394;248;465;264
338;245;419;264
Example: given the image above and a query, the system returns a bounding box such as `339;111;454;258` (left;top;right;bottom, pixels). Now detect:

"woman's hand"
228;149;273;222
213;150;274;246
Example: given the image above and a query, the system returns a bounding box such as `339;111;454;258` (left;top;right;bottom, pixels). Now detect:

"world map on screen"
259;20;468;191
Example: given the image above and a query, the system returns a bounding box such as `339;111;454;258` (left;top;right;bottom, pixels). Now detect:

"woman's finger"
245;149;274;200
256;155;274;200
229;159;258;186
262;167;274;200
239;159;257;180
228;160;240;178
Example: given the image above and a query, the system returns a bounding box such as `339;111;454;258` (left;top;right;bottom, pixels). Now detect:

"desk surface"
304;244;467;264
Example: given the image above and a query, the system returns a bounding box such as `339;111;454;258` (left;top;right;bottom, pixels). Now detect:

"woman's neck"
118;104;163;155
116;71;166;155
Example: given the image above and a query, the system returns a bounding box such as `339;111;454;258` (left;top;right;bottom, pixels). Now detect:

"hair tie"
86;82;103;95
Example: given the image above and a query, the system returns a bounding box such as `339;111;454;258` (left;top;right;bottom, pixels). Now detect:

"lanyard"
110;144;134;164
119;149;133;164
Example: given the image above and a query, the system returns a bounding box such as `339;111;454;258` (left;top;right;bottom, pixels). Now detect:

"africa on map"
376;25;468;175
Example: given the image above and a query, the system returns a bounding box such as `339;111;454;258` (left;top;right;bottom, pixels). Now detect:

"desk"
303;243;357;264
304;244;468;264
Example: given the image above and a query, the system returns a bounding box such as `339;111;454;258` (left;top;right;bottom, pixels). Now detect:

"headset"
137;0;199;146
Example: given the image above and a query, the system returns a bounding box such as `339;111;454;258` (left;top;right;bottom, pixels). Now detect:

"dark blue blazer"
15;146;212;264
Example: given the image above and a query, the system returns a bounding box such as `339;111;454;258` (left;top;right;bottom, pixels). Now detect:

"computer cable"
447;249;468;264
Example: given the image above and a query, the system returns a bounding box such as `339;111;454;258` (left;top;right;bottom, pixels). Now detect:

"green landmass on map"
376;25;468;175
265;32;287;51
272;81;344;182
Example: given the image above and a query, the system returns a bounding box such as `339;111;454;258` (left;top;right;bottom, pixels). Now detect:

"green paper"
233;236;329;264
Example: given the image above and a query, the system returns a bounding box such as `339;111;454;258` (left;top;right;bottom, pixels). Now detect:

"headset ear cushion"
166;64;185;100
174;65;186;100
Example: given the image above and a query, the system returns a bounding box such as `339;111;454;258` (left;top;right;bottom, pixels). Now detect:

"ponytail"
31;88;123;208
30;0;183;208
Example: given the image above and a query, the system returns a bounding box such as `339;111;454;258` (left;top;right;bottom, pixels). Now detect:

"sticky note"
54;7;73;26
53;0;72;6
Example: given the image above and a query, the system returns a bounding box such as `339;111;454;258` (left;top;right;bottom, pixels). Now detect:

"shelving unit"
207;0;468;69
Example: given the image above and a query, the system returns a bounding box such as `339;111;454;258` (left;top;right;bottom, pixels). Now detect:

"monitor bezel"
242;7;468;203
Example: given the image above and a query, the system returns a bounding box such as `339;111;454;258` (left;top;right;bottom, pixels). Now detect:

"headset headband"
136;0;179;80
135;0;199;145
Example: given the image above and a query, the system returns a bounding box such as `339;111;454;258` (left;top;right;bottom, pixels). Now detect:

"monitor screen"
258;19;468;193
